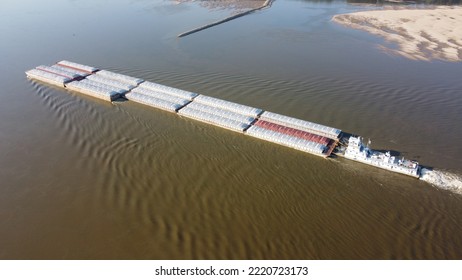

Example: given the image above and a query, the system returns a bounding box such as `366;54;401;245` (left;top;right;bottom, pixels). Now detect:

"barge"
25;60;421;178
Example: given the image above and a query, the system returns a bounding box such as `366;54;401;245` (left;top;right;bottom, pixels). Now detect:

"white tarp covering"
57;60;98;73
78;79;127;94
184;102;255;124
259;111;341;139
193;95;262;117
25;69;71;87
131;88;190;106
86;75;135;91
246;126;326;155
138;81;198;101
25;62;340;146
178;107;249;132
96;70;144;86
36;65;81;79
50;64;90;77
125;92;183;112
66;81;119;101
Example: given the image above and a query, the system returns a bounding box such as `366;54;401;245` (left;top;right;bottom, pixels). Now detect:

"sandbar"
332;6;462;62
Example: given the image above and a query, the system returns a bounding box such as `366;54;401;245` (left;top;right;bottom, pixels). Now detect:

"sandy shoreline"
332;6;462;62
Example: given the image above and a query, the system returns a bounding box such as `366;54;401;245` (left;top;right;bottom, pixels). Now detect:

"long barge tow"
25;60;421;178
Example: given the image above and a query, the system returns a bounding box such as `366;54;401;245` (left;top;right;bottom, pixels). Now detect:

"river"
1;0;462;259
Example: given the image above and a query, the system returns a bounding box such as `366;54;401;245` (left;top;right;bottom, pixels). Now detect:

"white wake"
420;168;462;194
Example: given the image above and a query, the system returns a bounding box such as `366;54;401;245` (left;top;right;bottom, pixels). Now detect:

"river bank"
332;6;462;61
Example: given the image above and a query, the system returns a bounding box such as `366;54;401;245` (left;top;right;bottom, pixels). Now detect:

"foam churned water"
420;168;462;194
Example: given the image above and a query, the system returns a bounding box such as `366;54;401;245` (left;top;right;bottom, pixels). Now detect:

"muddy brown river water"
1;0;462;259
